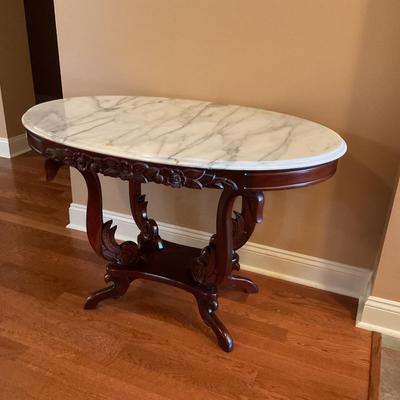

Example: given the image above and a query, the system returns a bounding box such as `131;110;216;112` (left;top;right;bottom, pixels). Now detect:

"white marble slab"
22;96;346;171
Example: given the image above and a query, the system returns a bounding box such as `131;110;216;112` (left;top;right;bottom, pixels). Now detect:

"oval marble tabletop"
22;96;346;171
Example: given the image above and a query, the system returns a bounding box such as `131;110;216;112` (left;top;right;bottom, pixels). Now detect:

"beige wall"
54;0;400;270
372;177;400;302
0;0;35;139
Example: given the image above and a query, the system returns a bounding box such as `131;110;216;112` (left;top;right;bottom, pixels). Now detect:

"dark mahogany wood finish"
27;130;338;352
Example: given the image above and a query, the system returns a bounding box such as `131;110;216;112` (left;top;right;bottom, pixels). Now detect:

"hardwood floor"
0;152;373;400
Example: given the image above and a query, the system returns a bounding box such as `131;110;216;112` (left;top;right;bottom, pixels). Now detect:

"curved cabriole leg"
191;189;264;292
194;292;233;352
84;271;132;309
192;187;238;288
129;180;163;252
190;187;238;350
232;191;264;249
78;169;141;308
79;169;139;264
45;160;139;308
225;191;264;293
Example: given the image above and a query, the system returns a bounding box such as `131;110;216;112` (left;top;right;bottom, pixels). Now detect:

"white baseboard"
356;272;373;325
357;296;400;338
0;133;30;158
67;202;371;299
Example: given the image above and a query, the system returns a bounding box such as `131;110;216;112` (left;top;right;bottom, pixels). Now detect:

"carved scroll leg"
194;292;233;352
224;191;265;293
190;186;239;351
76;168;138;308
129;180;163;252
84;270;133;309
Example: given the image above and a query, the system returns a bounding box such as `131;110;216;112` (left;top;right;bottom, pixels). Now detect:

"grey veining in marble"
22;96;346;171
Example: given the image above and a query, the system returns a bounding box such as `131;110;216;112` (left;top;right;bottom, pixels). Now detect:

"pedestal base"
83;241;258;352
42;155;264;352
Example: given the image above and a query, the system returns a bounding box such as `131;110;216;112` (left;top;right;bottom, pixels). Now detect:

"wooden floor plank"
0;152;372;400
368;332;381;400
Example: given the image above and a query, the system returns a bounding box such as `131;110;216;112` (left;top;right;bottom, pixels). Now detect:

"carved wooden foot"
223;274;259;293
194;293;234;352
84;272;132;309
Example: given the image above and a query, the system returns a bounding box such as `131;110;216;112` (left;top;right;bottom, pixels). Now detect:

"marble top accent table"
22;96;346;352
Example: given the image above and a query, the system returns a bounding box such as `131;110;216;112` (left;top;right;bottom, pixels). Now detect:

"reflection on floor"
381;335;400;400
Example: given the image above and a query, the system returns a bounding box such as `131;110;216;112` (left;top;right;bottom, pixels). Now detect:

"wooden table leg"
225;191;264;293
191;188;264;351
45;160;140;308
192;189;264;289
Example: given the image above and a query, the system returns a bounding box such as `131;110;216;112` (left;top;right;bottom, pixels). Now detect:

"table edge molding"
27;130;339;191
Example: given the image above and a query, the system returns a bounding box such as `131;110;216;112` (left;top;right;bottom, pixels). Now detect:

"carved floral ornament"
44;147;238;190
